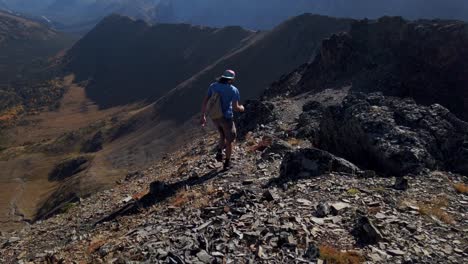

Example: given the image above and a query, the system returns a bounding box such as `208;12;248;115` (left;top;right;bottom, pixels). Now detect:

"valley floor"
0;76;134;232
1;95;466;263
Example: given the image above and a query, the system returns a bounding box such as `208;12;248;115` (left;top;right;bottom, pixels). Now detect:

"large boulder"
279;148;361;180
319;93;468;176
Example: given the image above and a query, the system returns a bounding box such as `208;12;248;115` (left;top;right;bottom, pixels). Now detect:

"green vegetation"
347;188;361;195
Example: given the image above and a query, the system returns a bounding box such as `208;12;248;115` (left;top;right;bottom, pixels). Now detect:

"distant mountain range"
1;0;468;32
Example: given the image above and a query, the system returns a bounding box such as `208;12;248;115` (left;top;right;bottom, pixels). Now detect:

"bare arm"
201;95;209;115
233;101;245;112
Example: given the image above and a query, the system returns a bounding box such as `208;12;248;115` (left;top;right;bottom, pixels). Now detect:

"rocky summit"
0;13;468;264
1;87;467;263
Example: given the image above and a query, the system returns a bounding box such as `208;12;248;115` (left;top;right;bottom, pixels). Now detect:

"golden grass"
170;185;217;208
286;137;302;146
87;239;105;254
319;245;364;264
417;196;454;225
0;105;24;124
453;183;468;194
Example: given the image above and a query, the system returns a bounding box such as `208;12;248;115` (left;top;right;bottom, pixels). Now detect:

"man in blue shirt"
201;69;245;170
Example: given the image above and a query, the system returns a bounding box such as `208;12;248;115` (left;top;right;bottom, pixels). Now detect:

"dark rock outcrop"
261;139;293;159
319;93;468;176
295;101;324;144
48;156;91;181
236;100;276;139
279;148;361;181
353;216;384;245
276;17;468;121
263;63;308;98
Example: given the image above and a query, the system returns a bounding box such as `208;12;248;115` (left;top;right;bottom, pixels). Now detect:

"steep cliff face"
266;17;468;121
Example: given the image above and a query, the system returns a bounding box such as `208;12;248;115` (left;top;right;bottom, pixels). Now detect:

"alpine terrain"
0;7;467;264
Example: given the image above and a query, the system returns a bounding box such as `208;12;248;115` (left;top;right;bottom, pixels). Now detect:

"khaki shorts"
213;118;237;143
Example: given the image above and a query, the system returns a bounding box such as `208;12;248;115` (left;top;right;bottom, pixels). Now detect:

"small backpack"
206;92;224;120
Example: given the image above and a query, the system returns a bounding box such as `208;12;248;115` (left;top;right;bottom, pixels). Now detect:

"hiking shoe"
215;151;223;162
223;160;232;170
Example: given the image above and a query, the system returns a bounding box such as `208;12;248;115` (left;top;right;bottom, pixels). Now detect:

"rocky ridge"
1;90;467;263
265;17;468;121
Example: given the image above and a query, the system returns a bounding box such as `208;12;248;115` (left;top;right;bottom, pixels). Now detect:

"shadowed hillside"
64;14;255;108
0;11;73;83
0;11;74;123
157;14;352;121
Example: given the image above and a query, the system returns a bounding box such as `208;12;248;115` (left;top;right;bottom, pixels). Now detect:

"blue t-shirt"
207;82;240;119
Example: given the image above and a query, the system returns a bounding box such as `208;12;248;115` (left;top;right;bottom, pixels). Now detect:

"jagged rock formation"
317;93;468;176
267;17;468;121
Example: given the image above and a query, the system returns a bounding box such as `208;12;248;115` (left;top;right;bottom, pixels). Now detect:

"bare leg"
216;127;225;162
225;141;233;161
218;125;226;151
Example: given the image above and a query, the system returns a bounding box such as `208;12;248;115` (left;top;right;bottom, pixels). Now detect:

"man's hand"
234;101;245;112
200;115;207;127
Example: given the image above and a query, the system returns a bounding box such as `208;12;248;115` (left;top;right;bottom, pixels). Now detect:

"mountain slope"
64;14;255;108
265;17;468;121
0;11;74;119
1;65;467;264
157;14;352;121
64;14;352;113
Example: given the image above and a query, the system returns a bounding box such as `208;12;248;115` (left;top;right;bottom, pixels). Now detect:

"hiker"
201;69;245;169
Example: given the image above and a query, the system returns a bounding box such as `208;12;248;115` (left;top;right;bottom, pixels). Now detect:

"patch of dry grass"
286;137;302;146
417;195;455;225
170;185;217;208
453;183;468;194
319;245;364;264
